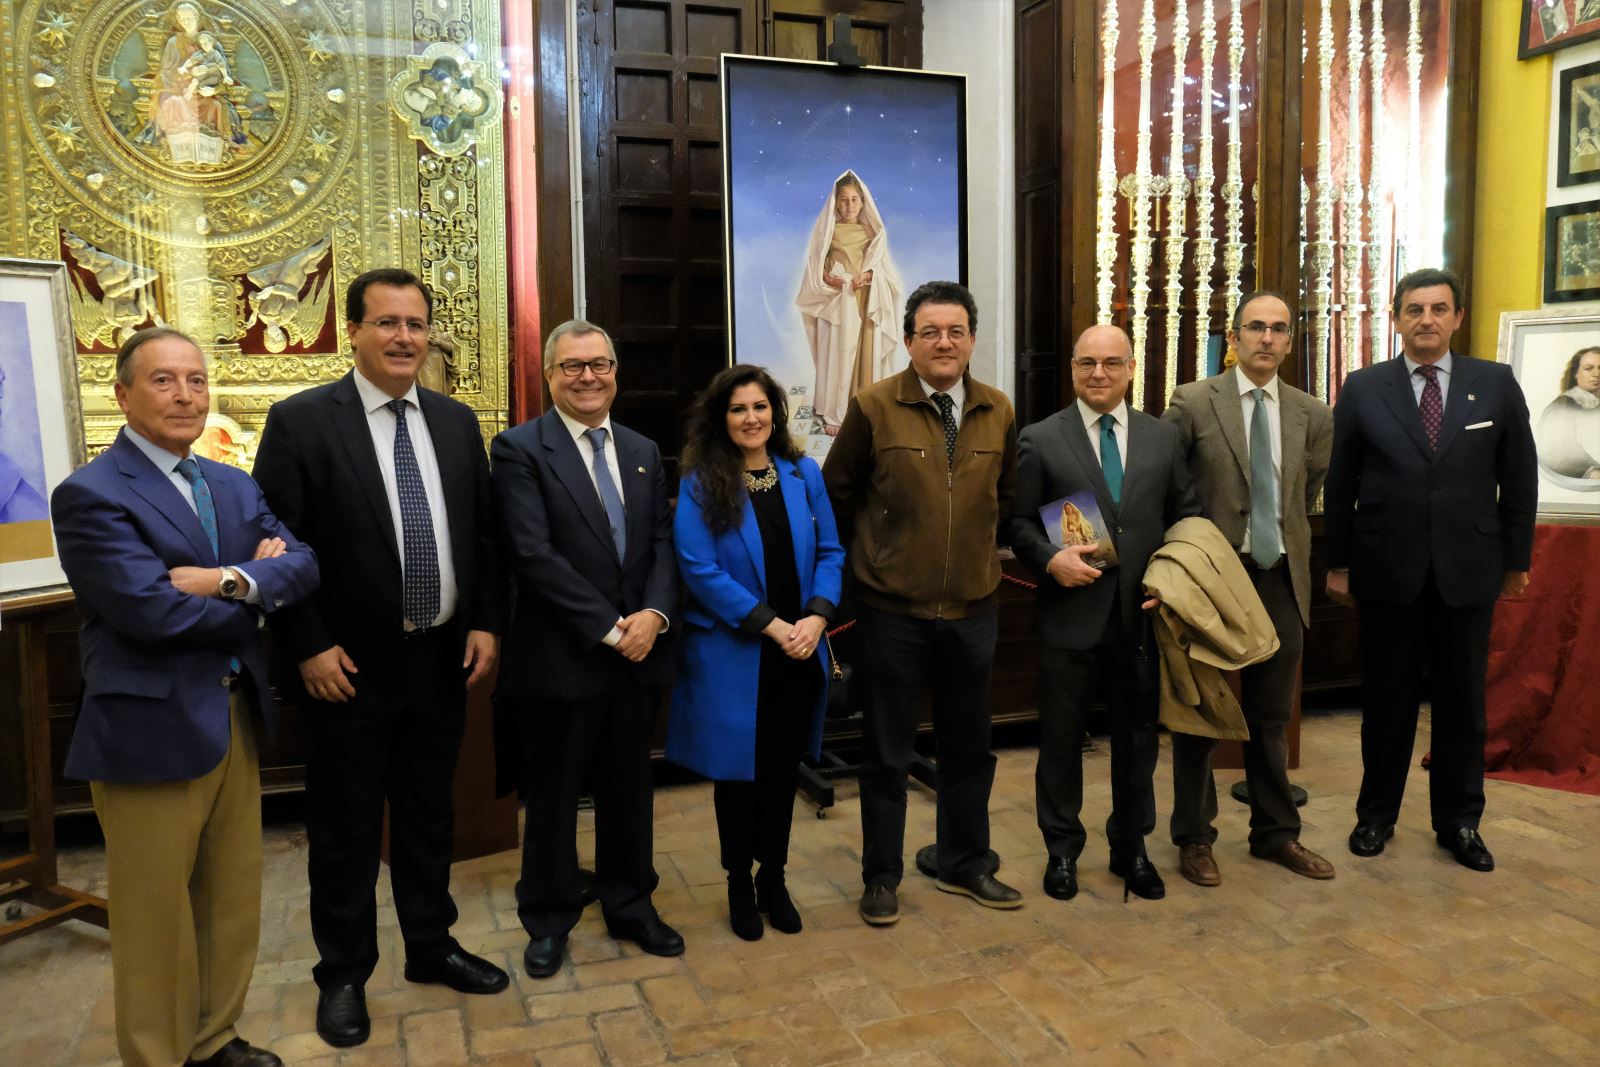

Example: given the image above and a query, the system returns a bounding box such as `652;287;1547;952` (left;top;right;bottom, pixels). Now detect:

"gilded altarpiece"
2;0;509;461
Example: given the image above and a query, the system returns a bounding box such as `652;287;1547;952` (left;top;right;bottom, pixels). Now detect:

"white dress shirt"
551;405;668;645
351;368;458;628
1076;398;1129;466
1402;351;1453;414
123;425;259;604
917;375;966;429
1237;373;1284;555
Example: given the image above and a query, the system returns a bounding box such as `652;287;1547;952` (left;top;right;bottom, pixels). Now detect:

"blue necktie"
176;457;238;672
388;399;440;629
1099;413;1123;504
584;427;627;559
1249;388;1282;568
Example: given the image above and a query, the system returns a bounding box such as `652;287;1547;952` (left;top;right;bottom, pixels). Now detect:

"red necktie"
1416;365;1442;452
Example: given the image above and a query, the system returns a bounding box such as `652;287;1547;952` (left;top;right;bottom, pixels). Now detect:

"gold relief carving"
4;0;505;451
389;41;502;159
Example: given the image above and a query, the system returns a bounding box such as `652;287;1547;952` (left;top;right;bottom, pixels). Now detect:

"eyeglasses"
555;357;617;377
914;327;971;343
1071;358;1129;372
360;317;430;335
1239;322;1292;336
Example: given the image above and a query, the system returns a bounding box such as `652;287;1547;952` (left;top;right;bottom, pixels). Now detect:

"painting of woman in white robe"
795;171;904;434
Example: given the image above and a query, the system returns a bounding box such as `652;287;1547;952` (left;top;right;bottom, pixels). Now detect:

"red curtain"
1485;524;1600;795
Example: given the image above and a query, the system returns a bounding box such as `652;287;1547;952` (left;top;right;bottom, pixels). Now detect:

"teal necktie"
176;457;239;673
1099;413;1122;504
1249;388;1282;568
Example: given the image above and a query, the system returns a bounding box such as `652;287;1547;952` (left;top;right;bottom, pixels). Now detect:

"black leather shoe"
405;948;510;994
315;984;369;1049
577;866;599;907
189;1037;283;1066
606;914;686;957
755;869;802;934
936;871;1023;909
1042;856;1078;901
1348;823;1395;857
914;843;1001;879
1438;827;1495;872
1109;852;1166;900
728;871;763;941
523;934;567;978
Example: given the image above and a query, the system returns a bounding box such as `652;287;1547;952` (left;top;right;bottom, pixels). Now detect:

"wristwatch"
217;567;242;599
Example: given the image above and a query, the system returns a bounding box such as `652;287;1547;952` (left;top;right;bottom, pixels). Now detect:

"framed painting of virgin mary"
720;55;967;456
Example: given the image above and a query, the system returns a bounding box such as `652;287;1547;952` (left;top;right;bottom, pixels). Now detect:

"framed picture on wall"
1544;199;1600;302
1521;0;1600;59
1499;308;1600;521
1558;59;1600;186
0;259;87;599
721;55;967;458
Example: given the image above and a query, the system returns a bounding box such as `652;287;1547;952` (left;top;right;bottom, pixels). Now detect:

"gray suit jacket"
1162;366;1333;629
1009;405;1200;650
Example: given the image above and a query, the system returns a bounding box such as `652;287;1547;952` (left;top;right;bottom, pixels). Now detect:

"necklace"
743;466;778;492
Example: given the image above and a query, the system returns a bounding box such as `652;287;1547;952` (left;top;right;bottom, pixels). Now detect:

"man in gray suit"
1009;324;1200;902
1162;291;1336;887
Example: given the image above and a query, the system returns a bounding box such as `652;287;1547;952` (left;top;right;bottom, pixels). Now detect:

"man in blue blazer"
1325;268;1538;872
491;319;682;978
51;327;318;1067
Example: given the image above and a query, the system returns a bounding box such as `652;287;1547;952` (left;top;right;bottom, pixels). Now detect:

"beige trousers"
91;692;262;1067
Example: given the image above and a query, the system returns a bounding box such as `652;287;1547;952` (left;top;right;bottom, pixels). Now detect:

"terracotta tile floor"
5;709;1599;1065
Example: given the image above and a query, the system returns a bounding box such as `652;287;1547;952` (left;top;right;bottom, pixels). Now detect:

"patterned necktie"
1099;413;1123;504
1248;388;1282;569
176;457;238;672
932;392;957;466
388;399;440;629
584;426;627;559
1416;364;1443;452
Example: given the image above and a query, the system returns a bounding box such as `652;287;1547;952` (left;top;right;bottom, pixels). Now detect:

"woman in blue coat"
668;364;844;940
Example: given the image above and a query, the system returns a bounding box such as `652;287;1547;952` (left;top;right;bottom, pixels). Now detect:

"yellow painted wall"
1470;4;1551;359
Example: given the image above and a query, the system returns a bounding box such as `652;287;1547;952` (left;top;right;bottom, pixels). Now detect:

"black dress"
712;467;824;873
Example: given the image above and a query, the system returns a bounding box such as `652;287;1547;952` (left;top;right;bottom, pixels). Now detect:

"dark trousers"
516;679;659;938
1356;571;1494;834
858;605;999;888
304;627;465;990
1036;605;1159;862
1170;563;1303;855
713;643;817;874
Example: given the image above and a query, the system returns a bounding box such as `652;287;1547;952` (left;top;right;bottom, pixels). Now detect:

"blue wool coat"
667;454;844;781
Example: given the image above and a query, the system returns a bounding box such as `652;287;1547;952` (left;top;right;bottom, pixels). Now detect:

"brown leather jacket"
822;367;1018;619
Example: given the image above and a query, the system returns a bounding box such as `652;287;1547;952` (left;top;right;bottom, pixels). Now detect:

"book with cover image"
1038;489;1120;570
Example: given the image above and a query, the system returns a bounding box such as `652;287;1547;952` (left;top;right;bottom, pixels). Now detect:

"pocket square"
1465;420;1493;430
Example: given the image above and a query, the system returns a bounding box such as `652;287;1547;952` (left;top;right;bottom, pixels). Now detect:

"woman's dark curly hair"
681;364;803;535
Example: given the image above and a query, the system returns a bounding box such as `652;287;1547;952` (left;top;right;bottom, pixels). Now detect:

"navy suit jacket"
490;409;679;707
1008;407;1200;650
51;429;319;783
1323;354;1538;607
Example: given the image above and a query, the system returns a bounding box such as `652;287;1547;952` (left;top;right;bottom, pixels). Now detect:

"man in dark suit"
1163;292;1336;887
52;327;318;1067
491;319;682;978
1009;324;1200;903
1325;268;1537;872
252;269;510;1049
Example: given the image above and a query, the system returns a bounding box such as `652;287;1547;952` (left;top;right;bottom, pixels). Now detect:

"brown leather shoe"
1178;843;1221;887
1260;840;1336;880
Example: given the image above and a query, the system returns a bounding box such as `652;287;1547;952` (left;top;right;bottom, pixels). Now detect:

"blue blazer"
667;454;844;781
50;429;319;783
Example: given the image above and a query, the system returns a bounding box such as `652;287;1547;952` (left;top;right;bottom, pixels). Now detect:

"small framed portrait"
0;259;88;599
1521;0;1600;59
1499;308;1600;521
1558;59;1600;186
1544;199;1600;302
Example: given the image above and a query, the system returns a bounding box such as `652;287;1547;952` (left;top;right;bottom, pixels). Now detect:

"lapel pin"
1467;393;1476;401
636;466;646;474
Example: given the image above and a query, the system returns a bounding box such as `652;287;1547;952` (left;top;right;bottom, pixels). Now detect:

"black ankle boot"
727;871;763;941
755;868;802;934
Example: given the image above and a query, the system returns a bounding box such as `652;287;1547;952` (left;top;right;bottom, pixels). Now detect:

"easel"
0;588;107;946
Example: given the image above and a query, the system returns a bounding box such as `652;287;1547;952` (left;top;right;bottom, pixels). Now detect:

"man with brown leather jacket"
823;280;1021;926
